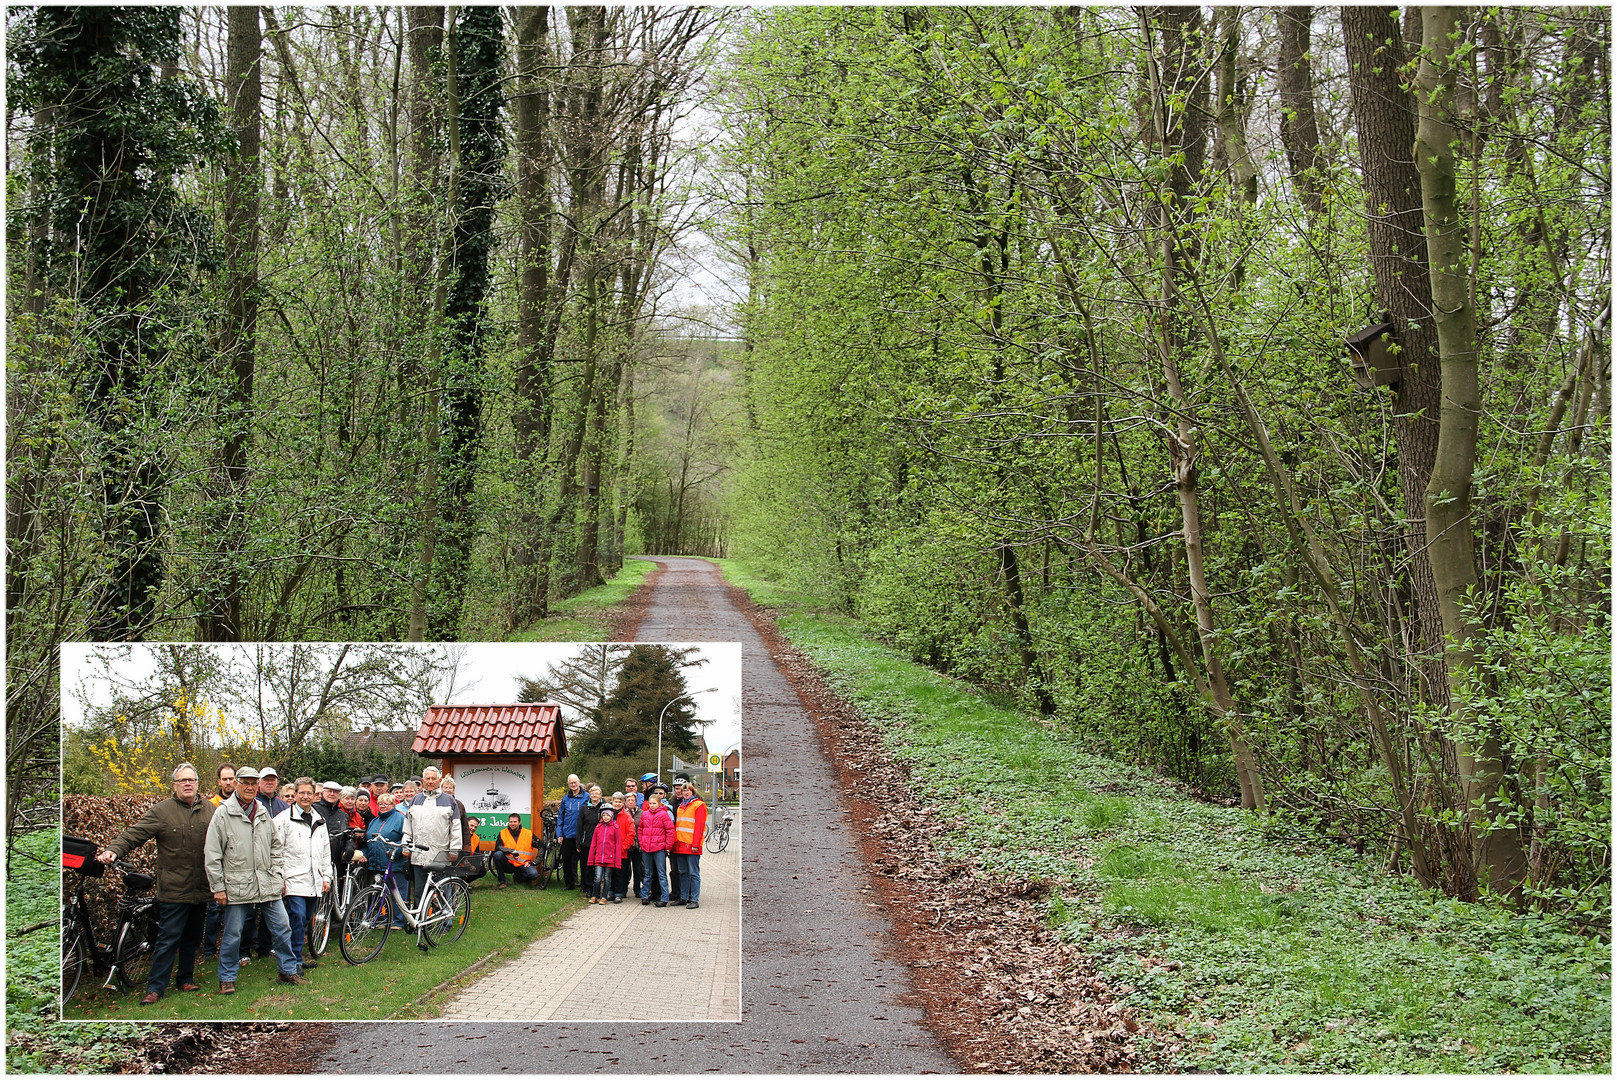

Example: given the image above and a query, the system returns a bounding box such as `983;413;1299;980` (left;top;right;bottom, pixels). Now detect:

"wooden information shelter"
411;703;567;846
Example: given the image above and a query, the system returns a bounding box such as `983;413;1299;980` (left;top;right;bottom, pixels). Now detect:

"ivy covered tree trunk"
427;6;508;639
12;8;220;640
1415;6;1526;897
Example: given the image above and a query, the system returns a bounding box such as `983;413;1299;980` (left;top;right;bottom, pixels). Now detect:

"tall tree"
1415;7;1526;895
199;5;262;642
428;5;509;638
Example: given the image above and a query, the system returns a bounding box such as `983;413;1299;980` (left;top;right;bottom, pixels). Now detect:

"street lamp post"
657;688;717;784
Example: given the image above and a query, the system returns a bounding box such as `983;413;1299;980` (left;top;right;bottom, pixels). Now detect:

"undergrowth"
716;558;1612;1074
508;556;657;641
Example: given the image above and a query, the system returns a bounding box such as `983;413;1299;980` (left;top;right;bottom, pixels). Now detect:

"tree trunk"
1342;6;1447;702
1145;7;1265;812
1276;7;1326;220
511;5;557;628
404;6;446;642
200;5;261;643
1415;6;1525;897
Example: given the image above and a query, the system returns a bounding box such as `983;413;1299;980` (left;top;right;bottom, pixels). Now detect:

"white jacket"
273;804;334;897
402;790;464;866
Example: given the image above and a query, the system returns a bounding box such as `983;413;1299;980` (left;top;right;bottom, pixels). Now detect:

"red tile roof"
412;703;567;760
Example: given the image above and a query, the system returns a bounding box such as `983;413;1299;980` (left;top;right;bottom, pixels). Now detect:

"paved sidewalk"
442;817;741;1022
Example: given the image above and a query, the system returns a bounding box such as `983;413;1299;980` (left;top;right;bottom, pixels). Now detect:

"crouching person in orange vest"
492;813;538;889
671;791;707;909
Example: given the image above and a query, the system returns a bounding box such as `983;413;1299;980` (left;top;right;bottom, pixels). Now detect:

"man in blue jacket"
556;774;590;891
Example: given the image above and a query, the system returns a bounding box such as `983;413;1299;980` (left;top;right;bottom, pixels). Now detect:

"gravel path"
311;557;958;1073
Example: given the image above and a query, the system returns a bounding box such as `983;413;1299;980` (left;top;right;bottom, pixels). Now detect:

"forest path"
307;556;957;1073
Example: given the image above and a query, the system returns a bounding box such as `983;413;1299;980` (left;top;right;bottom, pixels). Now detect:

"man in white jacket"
274;777;333;972
402;766;465;907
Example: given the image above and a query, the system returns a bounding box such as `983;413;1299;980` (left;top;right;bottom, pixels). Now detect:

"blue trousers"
218;900;298;982
675;852;701;903
200;898;224;958
282;894;315;961
640;849;668;901
146;900;207;997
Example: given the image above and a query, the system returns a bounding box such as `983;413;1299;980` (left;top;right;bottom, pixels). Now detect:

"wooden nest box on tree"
1346;319;1401;390
412;703;567;847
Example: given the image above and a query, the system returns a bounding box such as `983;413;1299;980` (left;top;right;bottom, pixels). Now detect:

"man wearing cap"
314;780;344;828
255;767;289;816
203;766;307;993
200;763;238;962
96;762;213;1004
243;767;289;960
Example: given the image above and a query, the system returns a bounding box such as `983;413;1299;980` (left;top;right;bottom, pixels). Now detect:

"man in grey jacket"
202;766;308;993
401;766;465;907
97;762;214;1004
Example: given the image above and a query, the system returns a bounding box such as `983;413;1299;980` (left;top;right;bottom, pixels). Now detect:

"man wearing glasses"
96;762;215;1005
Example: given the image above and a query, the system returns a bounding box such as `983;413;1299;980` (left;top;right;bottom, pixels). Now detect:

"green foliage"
720;558;1610;1072
508;557;658;642
718;4;1611;908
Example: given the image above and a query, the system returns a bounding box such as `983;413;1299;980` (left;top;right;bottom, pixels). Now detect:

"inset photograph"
59;641;741;1022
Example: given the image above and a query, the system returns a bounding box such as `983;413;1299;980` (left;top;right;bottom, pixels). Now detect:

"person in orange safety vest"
671;790;707;909
492;813;538;888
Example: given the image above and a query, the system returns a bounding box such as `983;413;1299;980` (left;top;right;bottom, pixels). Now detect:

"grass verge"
60;878;584;1023
715;557;1612;1074
508;557;657;642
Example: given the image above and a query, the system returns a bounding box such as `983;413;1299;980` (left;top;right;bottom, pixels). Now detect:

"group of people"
545;772;709;909
94;761;467;1002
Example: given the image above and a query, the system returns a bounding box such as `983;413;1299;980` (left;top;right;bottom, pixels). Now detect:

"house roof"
411;703;567;760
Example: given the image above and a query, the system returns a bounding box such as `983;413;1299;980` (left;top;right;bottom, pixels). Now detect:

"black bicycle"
60;836;158;1003
533;807;562;889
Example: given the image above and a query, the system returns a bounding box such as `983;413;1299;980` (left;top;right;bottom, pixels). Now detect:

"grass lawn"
716;557;1612;1074
61;877;584;1022
508;557;658;642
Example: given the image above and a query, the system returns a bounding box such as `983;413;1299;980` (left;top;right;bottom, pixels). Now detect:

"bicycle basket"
122;870;156;893
62;835;103;877
421;850;458;871
450;852;488;882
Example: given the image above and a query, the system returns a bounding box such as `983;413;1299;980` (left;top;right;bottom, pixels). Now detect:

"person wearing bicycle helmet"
98;761;214;1004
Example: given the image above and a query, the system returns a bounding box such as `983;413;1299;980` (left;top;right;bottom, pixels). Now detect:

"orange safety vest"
500;826;536;866
673;798;706;853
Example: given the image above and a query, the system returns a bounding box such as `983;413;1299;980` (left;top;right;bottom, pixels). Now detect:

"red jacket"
637;805;674;852
616;806;636;851
673;798;707;855
587;816;623;867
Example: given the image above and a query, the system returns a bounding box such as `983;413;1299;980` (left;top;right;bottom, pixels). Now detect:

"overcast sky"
61;641;742;758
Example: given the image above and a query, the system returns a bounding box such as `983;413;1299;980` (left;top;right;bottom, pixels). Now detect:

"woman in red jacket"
671;789;708;909
637;792;675;906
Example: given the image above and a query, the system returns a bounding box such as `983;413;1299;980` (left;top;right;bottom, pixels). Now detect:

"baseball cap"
260;766;278;778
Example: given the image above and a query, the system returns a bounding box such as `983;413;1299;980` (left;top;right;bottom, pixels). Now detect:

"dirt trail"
299;556;959;1073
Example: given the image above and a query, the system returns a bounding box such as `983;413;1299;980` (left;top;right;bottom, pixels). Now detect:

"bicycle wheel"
422;878;471;947
338;885;391;965
62;925;89;1004
535;843;558;889
715;823;731;853
112;913;154;993
307;891;333;957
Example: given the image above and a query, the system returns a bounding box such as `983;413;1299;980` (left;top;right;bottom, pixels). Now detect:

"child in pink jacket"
586;805;623;903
